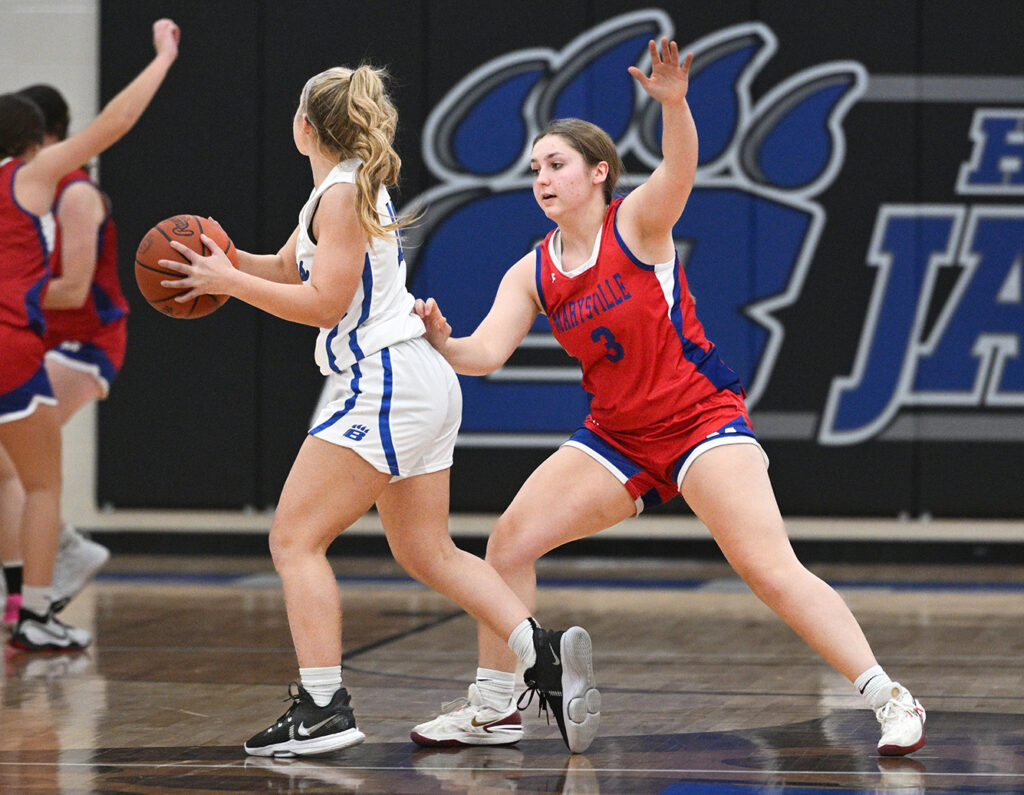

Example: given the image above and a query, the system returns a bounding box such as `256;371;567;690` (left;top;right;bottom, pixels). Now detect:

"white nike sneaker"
411;683;524;747
51;524;109;612
10;607;91;652
876;683;927;756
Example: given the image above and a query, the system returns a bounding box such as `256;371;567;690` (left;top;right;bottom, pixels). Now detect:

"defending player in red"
411;37;926;757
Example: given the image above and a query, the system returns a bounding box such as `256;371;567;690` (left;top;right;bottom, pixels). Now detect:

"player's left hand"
159;235;236;300
413;296;453;351
628;38;693;105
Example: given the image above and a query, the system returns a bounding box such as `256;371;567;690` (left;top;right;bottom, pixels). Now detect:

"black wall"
97;1;1024;518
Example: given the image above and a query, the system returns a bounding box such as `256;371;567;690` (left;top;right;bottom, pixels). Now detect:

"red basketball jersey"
535;199;743;433
43;168;127;344
0;157;51;335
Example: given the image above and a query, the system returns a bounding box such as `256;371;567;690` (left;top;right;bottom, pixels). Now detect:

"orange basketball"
134;214;238;319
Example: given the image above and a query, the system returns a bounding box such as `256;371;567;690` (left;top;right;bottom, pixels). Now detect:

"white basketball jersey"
295;158;424;374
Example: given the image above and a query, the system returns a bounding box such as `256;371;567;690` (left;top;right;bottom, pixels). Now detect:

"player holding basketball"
0;85;120;629
0;18;180;652
156;64;599;756
409;38;926;757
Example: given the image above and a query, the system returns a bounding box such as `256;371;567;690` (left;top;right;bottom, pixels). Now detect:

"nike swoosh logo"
471;717;519;733
297;714;340;737
549;643;560;666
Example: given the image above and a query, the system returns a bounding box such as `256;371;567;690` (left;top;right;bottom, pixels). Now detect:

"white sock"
507;618;537;669
21;585;52;616
300;665;342;707
855;665;895;710
475;667;516;710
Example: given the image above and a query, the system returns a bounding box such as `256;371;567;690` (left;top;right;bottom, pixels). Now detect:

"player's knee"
486;515;540;573
18;471;61;496
0;467;21;490
267;521;316;570
742;565;786;604
737;556;805;607
267;528;290;571
392;536;458;585
387;539;418;578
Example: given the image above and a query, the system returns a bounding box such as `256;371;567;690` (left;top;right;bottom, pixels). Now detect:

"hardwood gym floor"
1;548;1022;793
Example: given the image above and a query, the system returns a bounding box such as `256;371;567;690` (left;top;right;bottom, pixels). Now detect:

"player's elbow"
101;101;146;140
460;342;508;377
314;303;346;329
66;284;92;308
316;310;344;329
45;278;92;310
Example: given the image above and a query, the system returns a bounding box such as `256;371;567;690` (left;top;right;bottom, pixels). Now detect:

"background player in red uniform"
411;37;926;757
0;18;179;652
0;85;118;629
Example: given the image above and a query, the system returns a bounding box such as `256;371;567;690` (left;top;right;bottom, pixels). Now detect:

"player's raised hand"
628;38;693;106
152;18;180;61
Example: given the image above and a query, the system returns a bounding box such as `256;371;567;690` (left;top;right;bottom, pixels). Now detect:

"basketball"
134;214;238;319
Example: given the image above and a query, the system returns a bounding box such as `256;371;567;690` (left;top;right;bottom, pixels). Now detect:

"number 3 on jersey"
591;326;624;362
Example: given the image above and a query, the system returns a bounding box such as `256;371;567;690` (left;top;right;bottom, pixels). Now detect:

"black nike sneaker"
519;619;601;753
244;682;365;757
10;606;91;652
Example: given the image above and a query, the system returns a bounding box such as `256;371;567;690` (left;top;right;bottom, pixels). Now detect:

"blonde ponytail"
302;65;409;240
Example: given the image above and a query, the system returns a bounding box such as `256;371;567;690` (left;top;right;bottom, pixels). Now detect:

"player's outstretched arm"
620;37;697;241
414;252;541;376
20;20;180;216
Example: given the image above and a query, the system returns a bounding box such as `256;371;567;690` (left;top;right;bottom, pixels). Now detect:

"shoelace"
516;683;552;726
876;697;917;725
268;682;305;728
440;696;469;714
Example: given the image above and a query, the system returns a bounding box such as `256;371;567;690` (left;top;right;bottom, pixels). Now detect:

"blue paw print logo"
343;424;370;441
404;10;865;434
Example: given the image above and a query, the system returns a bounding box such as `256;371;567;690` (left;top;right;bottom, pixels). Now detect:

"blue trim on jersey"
25;272;49;336
533;246;549;315
385;201;405;267
670;416;758;483
377;347;399;475
309;362;363;434
91;283;126;326
324;325;342;372
322;254;374;373
668;259;686;343
610;205;656;272
8;162;52;336
611;201;742;395
345;254;374;363
665;263;738;393
0;362;54;415
91;220;125;325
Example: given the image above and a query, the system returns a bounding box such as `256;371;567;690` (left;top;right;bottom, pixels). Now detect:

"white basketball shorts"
309;336;462;480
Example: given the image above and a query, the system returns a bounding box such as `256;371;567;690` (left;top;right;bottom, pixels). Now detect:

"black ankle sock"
3;564;23;595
